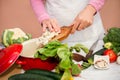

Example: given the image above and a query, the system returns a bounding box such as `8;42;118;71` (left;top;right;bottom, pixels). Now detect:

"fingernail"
43;29;46;32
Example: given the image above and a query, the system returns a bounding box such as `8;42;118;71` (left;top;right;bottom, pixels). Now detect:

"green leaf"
37;48;46;54
26;33;32;39
87;58;94;64
74;44;89;53
44;40;62;49
81;62;91;70
71;64;81;75
61;69;72;80
44;48;58;57
59;57;71;70
7;31;14;45
57;47;71;59
34;53;48;60
3;30;14;46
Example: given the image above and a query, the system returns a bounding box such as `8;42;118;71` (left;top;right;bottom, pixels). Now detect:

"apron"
44;1;120;80
45;0;105;48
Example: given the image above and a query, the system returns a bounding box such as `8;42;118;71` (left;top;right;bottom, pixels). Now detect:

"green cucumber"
91;48;106;59
25;69;62;80
8;73;54;80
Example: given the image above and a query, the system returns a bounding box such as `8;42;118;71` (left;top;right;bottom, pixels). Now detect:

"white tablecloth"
74;40;120;80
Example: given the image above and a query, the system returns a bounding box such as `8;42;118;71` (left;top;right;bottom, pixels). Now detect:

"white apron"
45;1;120;80
45;0;105;48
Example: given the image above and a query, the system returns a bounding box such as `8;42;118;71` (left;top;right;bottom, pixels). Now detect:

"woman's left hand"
71;5;96;34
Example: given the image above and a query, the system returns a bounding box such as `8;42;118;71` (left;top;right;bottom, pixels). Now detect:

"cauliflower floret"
37;30;59;45
8;28;28;39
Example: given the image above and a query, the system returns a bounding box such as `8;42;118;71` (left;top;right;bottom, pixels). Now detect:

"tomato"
104;49;117;63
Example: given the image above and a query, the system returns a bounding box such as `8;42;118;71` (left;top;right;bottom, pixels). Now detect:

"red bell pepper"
103;49;117;63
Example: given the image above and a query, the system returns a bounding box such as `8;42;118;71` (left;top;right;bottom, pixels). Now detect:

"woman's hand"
71;5;96;34
41;18;61;33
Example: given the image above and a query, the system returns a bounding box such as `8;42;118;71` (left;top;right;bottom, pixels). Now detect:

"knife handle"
85;50;93;59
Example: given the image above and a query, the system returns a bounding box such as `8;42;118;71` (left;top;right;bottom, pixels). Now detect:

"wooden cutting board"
0;64;22;80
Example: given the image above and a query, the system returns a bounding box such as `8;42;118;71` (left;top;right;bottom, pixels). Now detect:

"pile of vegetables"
33;26;120;79
103;27;120;63
3;27;120;80
34;40;89;80
103;27;120;53
79;27;120;69
86;27;120;65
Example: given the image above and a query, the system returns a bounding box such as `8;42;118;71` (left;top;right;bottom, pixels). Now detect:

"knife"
85;39;99;60
72;39;99;62
72;53;86;62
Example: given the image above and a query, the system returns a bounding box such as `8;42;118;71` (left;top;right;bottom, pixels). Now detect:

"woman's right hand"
41;18;61;33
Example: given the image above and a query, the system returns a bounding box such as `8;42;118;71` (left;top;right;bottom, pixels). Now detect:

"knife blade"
85;39;99;60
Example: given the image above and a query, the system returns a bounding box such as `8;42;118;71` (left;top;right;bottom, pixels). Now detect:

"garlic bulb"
116;52;120;64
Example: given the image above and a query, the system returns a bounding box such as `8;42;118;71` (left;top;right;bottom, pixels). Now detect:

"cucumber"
91;48;106;59
8;73;55;80
25;69;62;80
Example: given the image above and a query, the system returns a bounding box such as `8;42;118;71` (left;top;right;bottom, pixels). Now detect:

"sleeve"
89;0;105;11
30;0;50;23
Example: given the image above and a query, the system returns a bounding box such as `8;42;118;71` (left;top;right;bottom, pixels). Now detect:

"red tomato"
104;49;117;63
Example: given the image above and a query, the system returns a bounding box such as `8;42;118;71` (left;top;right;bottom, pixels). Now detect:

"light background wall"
100;0;120;30
0;0;120;38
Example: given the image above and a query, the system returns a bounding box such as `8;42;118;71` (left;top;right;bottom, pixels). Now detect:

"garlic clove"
116;56;120;65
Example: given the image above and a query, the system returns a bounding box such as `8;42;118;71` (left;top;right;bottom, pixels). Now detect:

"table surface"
0;64;22;80
0;40;120;80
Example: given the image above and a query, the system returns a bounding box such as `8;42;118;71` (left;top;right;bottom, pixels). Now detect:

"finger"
53;23;61;33
77;20;92;30
71;21;79;34
42;23;47;32
47;22;54;32
51;19;61;33
77;23;85;31
77;22;88;30
70;21;75;27
88;21;92;26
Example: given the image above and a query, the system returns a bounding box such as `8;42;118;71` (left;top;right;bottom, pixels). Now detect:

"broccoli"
103;27;120;53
